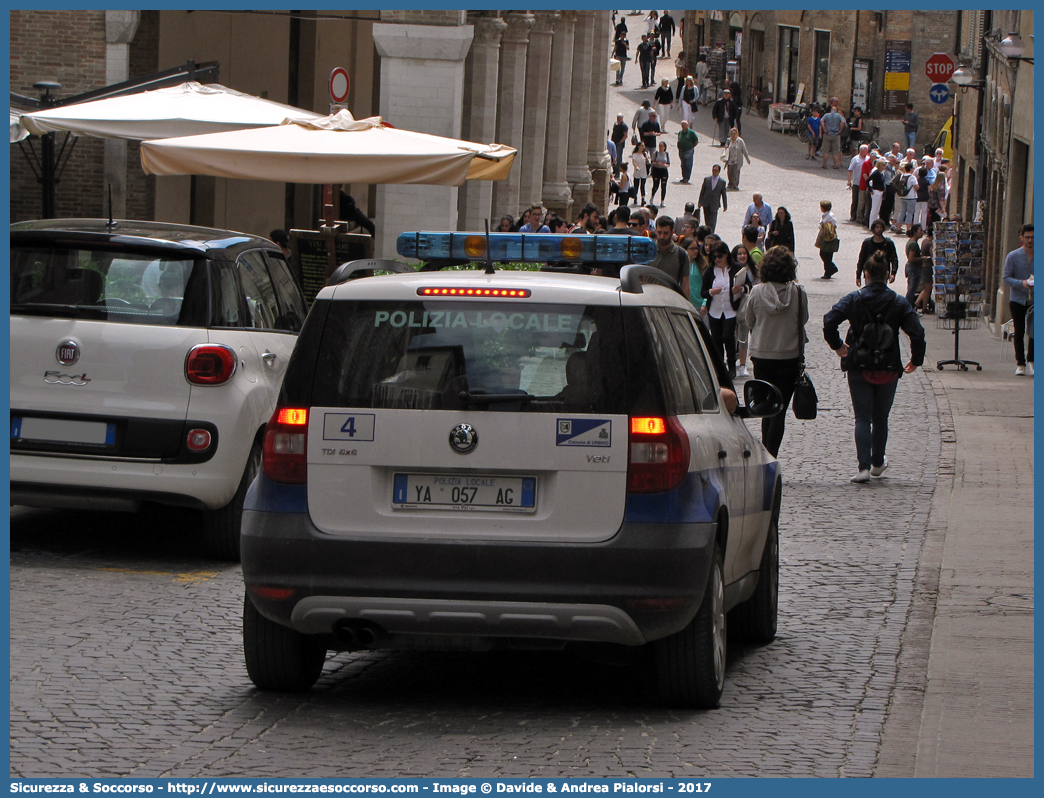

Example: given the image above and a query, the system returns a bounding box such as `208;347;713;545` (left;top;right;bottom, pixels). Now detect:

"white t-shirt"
708;265;736;319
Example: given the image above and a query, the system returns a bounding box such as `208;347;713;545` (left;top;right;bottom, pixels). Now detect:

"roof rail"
327;259;414;286
619;264;684;296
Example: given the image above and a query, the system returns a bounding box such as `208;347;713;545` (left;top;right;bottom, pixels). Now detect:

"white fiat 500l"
241;231;783;708
10;219;307;559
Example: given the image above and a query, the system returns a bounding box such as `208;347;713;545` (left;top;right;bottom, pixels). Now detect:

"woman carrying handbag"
816;199;840;278
741;246;810;457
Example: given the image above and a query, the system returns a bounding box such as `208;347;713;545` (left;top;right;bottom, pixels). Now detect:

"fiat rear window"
307;300;664;415
10;245;207;326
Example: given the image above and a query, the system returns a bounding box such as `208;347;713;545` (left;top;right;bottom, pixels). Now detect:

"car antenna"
484;218;495;275
105;184;117;231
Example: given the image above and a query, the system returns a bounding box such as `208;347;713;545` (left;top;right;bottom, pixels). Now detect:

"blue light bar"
395;232;657;265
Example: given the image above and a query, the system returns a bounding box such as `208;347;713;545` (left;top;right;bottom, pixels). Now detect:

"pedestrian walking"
694;55;711;105
640;110;663;152
893;161;918;235
806;107;822;160
674;52;688;97
659;10;676;57
654;79;674;124
611;113;629;174
630;142;650;205
927;166;948;228
855;219;899;286
637;34;655;89
731;242;759;378
702;241;747;380
615;163;632;207
903;224;925;307
712;90;740;147
903;103;920;150
680;236;707;314
679;76;699;125
612;34;630;86
649;141;670;207
816;199;840;278
742;246;809;457
697;164;728;233
1003;223;1035;375
675;119;698;184
723;127;750;190
766;206;795;253
824;250;926;483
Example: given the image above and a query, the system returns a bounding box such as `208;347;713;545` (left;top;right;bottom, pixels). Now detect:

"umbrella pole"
322;183;339;276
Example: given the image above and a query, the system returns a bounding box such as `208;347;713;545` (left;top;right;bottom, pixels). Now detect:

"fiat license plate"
12;417;116;446
392;473;536;512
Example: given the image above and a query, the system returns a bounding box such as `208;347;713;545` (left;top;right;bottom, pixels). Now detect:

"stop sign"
925;52;956;83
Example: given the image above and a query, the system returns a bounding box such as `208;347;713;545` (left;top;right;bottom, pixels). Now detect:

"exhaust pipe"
333;619;385;650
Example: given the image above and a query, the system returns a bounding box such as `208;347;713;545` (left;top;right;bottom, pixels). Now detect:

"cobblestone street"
9;20;1033;781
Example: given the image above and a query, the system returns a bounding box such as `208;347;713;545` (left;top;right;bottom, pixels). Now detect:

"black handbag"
792;288;818;420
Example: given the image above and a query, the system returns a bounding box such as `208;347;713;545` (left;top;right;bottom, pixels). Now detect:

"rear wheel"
797;125;811;143
729;509;779;644
243;594;326;692
202;441;260;561
655;543;726;709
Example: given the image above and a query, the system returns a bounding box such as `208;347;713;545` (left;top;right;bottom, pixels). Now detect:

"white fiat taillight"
626;416;691;493
186;428;212;452
262;407;308;484
185;344;237;385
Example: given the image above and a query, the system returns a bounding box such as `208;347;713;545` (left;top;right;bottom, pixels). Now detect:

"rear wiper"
458;390;534;405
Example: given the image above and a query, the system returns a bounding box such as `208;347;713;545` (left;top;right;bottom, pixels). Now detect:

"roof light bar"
396;232;656;265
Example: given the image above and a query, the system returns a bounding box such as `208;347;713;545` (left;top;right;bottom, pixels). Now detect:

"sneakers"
870;457;888;477
736;364;748;378
850;470;871;484
1029;363;1035;376
1015;364;1026;376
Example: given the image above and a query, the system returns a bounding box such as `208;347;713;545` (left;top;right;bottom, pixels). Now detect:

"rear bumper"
241;480;718;647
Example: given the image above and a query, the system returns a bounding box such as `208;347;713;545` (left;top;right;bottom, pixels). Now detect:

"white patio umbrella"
19;81;321;141
139;109;516;185
11;109;30;142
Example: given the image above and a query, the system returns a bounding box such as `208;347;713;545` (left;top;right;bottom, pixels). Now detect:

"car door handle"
261;351;278;364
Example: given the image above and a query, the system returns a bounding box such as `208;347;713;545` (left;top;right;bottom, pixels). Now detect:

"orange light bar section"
631;417;667;435
277;408;308;425
417;288;532;298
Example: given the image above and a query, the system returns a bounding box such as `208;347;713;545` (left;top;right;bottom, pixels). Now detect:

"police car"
10;219;307;560
241;231;783;708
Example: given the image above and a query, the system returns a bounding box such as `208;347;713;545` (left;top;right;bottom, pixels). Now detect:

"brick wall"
10;10;108;221
380;10;466;27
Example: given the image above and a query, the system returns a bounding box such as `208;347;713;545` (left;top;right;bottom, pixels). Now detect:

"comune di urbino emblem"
449;423;478;454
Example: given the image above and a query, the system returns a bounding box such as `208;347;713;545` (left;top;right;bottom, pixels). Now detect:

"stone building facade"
681;10;959;147
10;9;614;258
949;10;1034;324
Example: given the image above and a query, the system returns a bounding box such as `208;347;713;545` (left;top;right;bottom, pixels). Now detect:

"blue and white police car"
241;231;783;708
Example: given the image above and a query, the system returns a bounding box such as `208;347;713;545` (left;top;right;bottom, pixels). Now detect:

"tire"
797;126;811;143
729;507;779;644
202;441;261;561
655;543;726;709
243;594;326;692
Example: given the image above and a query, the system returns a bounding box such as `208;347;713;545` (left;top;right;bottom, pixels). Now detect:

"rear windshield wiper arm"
458;390;534;405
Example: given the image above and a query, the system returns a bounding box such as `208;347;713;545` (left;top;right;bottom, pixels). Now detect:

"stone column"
517;10;557;213
491;12;534;222
104;10;140;219
586;10;614;210
566;10;597;211
372;24;474;258
458;13;508;232
540;11;576;220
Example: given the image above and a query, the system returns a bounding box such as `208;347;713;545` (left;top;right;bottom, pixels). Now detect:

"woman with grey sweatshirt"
741;246;809;457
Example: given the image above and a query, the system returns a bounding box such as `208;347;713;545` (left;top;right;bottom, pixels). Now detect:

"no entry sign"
329;68;350;103
925;53;956;83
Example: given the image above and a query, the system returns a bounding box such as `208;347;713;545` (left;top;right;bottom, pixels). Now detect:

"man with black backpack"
824;250;925;484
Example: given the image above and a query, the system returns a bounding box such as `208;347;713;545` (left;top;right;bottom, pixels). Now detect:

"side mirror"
734;379;784;418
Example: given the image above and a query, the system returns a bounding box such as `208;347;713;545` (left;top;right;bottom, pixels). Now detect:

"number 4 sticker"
322;413;375;441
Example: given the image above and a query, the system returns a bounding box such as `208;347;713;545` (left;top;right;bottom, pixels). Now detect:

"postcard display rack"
933;220;984;371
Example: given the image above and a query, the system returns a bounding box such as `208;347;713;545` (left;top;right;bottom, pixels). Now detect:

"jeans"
751;357;801;457
679;149;693;182
905;262;921;306
1010;300;1034;366
905;131;916;150
847;370;899;470
896;197;916;229
616;61;626;84
708;313;737;378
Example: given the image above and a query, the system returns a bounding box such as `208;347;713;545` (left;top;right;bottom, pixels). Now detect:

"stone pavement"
609;35;1034;777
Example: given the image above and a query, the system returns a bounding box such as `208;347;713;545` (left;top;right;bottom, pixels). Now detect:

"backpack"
893;170;911;197
848;294;901;372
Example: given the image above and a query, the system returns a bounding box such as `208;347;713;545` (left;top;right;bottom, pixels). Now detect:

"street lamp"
996;32;1033;65
950;67;984;93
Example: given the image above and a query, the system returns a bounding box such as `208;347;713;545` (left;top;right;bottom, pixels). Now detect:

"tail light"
627;416;690;494
186;344;237;385
262;407;308;484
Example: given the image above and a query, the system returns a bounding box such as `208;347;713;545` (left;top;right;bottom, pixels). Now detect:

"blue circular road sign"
929;83;951;104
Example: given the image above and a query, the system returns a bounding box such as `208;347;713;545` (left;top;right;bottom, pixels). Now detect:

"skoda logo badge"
56;340;80;366
449;423;478;454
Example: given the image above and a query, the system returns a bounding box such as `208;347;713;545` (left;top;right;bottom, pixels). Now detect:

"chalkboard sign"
290;230;373;306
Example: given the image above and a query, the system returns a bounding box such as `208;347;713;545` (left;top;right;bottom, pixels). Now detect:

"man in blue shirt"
1003;223;1034;375
821;100;847;170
